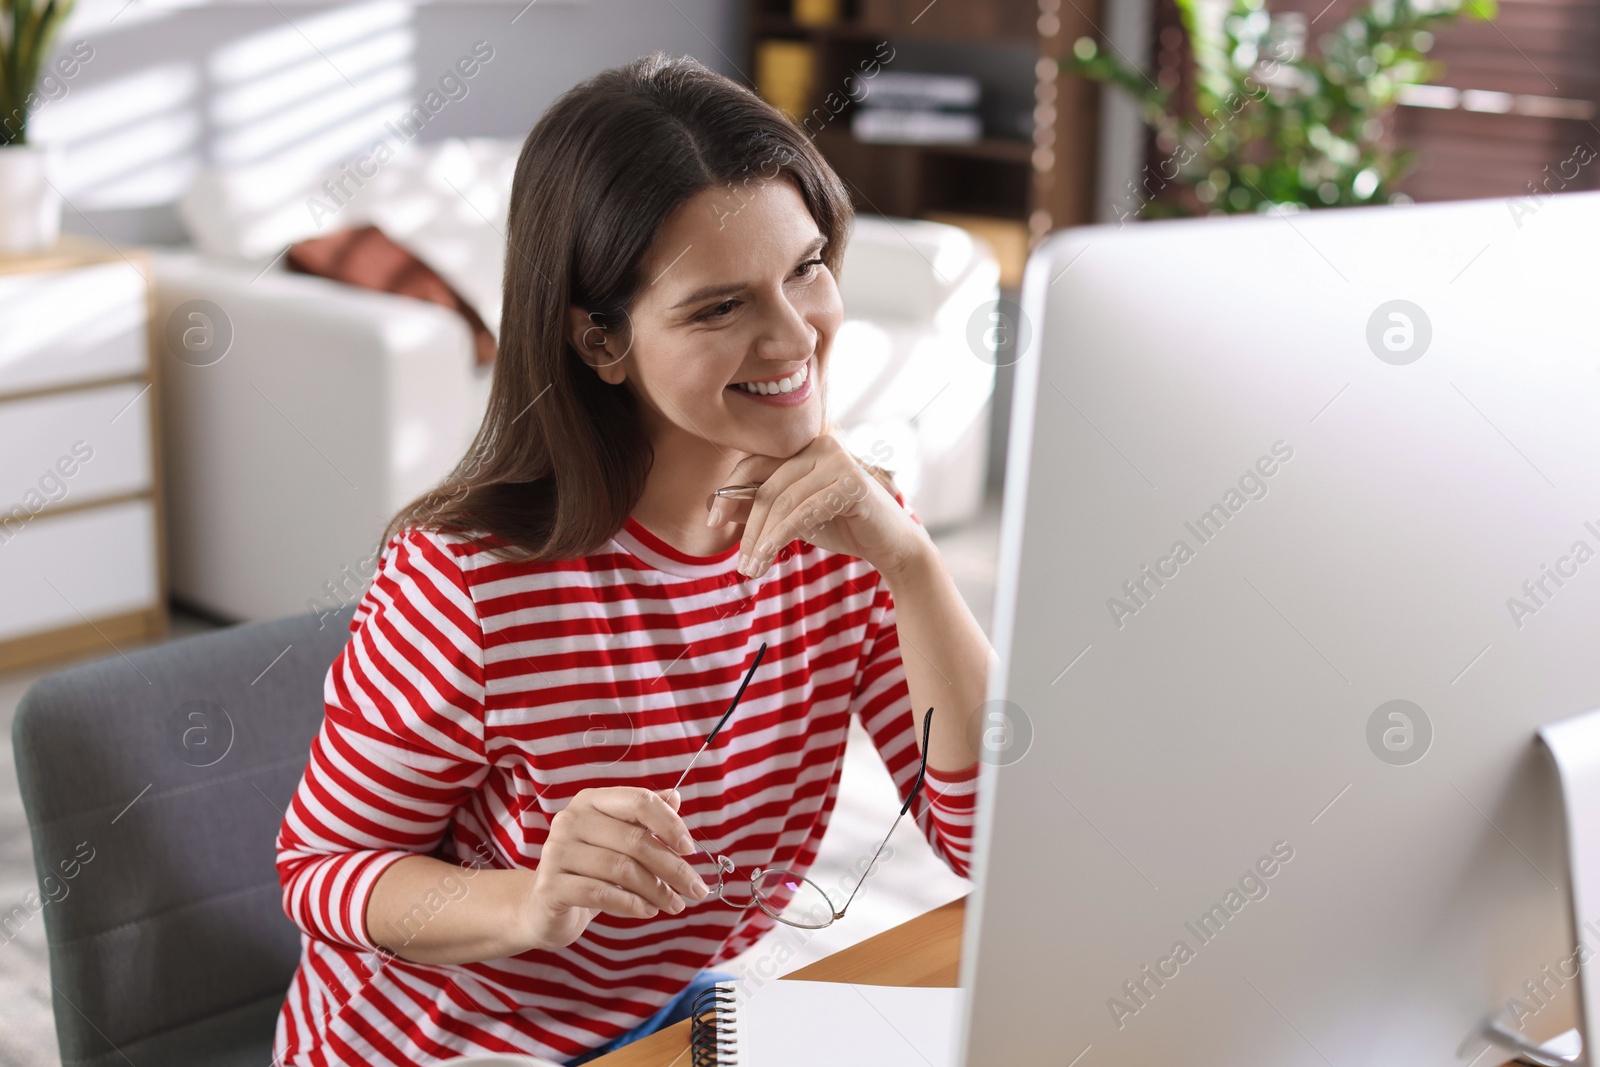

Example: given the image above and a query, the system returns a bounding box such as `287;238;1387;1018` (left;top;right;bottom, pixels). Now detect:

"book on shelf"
858;71;981;110
791;0;841;26
851;108;983;144
755;38;816;121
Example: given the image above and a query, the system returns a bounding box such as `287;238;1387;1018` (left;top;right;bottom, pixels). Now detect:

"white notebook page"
728;980;963;1066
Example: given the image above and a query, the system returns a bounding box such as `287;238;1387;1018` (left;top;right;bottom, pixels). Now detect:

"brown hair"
379;51;856;563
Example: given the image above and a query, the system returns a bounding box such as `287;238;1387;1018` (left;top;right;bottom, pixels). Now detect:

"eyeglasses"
669;641;934;930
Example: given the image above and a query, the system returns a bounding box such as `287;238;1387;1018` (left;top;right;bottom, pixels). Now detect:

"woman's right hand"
521;787;713;951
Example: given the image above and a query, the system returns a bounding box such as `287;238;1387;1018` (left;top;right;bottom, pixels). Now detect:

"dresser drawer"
0;498;159;643
0;262;147;395
0;381;153;507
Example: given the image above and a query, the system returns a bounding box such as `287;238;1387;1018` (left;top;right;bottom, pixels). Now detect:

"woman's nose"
758;297;816;360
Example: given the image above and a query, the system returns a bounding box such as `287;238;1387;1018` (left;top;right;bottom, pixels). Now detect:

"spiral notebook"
689;980;963;1065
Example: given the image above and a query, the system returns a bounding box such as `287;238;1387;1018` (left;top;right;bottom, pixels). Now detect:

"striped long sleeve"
850;574;980;879
275;529;491;953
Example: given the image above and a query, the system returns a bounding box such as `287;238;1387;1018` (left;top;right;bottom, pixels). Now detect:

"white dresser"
0;241;168;672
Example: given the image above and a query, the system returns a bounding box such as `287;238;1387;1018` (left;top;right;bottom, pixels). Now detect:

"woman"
272;51;993;1066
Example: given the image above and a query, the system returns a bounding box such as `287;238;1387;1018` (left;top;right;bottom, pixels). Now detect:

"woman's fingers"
740;466;860;573
555;841;690;916
580;809;712;903
706;490;755;529
529;787;722;946
562;788;711;899
544;867;666;920
585;787;696;854
706;453;798;529
734;457;814;558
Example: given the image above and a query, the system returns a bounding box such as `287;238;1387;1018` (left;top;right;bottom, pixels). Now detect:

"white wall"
32;0;744;245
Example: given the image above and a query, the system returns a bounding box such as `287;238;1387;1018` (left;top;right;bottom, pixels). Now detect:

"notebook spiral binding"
689;984;738;1066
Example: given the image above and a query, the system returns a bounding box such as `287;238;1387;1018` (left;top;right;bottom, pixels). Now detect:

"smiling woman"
373;53;855;564
270;51;992;1067
566;174;842;555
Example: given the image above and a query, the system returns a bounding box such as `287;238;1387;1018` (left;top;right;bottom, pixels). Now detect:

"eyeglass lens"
751;869;837;930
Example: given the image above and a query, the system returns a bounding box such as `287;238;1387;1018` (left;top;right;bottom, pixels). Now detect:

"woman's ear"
566;304;629;385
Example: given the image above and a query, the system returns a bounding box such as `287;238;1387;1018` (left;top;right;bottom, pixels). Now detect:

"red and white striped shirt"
272;503;980;1066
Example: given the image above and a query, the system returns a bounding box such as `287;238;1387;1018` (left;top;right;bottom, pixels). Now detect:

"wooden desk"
588;897;966;1066
584;897;1533;1067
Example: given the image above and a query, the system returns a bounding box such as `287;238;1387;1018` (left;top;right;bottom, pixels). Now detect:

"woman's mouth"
725;356;813;406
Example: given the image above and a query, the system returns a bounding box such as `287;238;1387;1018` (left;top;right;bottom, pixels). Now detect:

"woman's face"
573;176;843;462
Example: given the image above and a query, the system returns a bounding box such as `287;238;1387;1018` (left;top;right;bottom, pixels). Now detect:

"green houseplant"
1068;0;1496;220
1;0;79;252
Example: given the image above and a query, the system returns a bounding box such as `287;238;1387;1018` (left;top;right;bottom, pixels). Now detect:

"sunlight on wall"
33;64;200;208
210;0;416;167
33;0;416;226
212;30;415;164
197;1;418;254
71;0;180;35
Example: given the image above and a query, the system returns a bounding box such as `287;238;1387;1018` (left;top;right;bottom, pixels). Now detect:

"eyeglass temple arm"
836;707;935;919
670;642;768;796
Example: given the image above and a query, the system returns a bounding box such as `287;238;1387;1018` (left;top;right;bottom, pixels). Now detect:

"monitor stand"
1485;705;1600;1067
1476;1018;1580;1066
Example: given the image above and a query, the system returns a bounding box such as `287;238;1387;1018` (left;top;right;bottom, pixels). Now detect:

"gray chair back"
11;606;356;1067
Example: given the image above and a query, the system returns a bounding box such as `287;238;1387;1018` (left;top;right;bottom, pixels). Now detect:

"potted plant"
0;0;77;253
1068;0;1496;219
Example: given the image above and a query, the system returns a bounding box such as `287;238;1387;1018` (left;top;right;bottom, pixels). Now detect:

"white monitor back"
960;190;1600;1067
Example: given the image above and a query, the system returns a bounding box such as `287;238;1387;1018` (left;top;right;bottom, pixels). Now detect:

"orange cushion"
286;225;496;367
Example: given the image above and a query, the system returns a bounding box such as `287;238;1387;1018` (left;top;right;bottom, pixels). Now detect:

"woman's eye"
694;259;824;322
697;300;737;322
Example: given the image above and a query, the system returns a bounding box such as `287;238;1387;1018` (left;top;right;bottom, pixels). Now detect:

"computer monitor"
959;189;1600;1067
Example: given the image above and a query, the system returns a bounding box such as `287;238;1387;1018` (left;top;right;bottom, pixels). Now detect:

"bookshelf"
746;0;1103;288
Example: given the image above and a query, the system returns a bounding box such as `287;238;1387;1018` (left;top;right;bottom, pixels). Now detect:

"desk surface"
582;896;1533;1067
586;897;966;1066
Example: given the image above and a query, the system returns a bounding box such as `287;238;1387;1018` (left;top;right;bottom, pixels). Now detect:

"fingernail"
668;893;686;914
756;540;772;556
677;834;696;855
691;875;711;899
706;505;721;527
737;553;750;574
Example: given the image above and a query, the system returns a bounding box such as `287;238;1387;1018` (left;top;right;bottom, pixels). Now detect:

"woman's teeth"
731;360;809;395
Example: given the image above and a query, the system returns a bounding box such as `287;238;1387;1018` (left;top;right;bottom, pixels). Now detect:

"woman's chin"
720;418;824;461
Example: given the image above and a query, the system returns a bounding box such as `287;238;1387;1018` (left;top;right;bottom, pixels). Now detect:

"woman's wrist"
509;868;555;954
454;866;550;959
515;870;572;953
878;526;939;585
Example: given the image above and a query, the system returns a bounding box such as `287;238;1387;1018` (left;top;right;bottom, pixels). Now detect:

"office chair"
11;604;356;1066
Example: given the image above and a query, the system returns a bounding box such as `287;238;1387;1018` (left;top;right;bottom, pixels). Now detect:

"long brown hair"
380;52;855;563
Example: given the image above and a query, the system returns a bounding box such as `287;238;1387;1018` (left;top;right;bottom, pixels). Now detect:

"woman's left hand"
706;432;931;579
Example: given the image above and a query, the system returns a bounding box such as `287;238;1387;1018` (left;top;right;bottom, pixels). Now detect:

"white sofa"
151;137;998;622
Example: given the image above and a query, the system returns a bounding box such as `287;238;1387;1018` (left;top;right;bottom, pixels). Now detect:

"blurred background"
1;0;1594;1061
